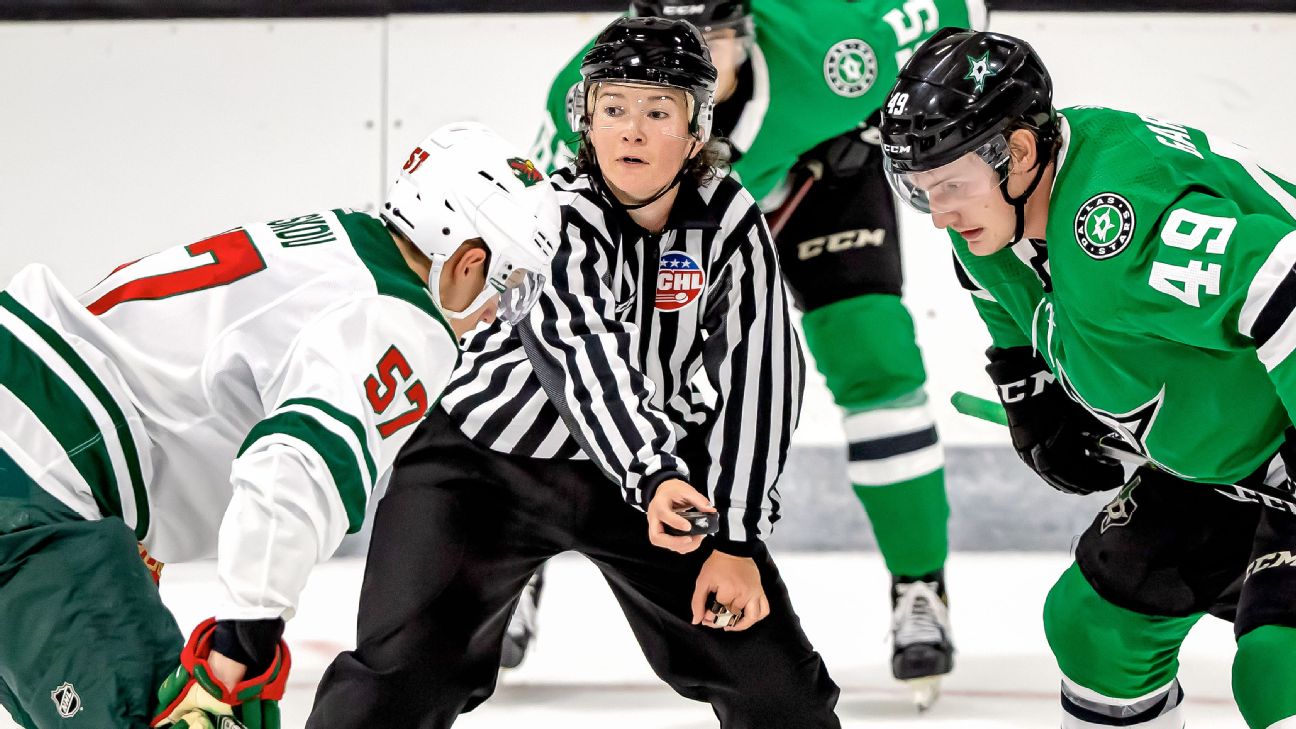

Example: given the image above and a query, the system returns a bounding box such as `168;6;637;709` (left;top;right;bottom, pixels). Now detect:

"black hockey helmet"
629;0;753;37
572;16;719;140
879;28;1058;242
879;28;1057;174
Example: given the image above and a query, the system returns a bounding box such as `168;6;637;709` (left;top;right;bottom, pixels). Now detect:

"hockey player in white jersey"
0;121;558;729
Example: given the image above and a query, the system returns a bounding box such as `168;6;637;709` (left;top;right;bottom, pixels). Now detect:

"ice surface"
1;552;1246;728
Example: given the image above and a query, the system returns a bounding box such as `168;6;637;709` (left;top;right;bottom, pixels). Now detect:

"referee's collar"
667;178;722;231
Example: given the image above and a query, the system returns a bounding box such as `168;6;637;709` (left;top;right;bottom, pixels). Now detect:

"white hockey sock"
1060;676;1185;728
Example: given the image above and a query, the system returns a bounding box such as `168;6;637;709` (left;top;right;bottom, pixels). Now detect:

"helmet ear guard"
569;80;715;143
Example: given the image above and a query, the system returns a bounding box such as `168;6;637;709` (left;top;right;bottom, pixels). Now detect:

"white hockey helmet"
383;121;560;325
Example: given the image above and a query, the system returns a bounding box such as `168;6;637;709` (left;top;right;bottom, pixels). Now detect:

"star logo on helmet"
507;157;545;188
964;51;997;94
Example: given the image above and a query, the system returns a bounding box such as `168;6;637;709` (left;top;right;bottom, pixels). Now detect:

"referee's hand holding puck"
647;479;716;554
691;552;770;632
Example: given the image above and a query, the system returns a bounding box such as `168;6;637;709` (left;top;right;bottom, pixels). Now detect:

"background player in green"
520;0;987;705
882;27;1296;729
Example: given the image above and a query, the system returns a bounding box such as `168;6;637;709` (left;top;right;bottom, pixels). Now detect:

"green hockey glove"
152;618;291;729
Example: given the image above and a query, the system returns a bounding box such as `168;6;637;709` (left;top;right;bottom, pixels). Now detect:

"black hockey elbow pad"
984;346;1125;495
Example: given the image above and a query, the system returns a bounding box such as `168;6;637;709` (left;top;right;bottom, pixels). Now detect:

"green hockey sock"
853;469;948;578
1044;563;1199;700
1234;625;1296;728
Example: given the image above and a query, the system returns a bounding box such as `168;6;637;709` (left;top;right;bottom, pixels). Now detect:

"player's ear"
451;239;489;279
1008;128;1040;175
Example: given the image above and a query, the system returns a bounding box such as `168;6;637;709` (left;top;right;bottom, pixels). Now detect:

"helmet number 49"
887;93;910;117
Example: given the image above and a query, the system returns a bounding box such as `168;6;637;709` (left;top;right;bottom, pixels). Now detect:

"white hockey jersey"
0;209;459;620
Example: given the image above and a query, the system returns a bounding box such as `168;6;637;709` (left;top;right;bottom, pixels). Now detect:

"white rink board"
2;11;1294;447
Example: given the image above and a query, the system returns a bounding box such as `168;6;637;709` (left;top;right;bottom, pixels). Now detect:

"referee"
308;17;841;728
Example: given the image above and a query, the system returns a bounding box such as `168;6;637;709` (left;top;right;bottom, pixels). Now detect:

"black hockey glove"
984;346;1126;495
792;111;882;183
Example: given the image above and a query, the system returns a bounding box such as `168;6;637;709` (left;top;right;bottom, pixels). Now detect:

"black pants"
307;409;841;728
1076;466;1296;638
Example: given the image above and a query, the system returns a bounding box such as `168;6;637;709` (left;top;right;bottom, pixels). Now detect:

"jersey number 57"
365;346;427;439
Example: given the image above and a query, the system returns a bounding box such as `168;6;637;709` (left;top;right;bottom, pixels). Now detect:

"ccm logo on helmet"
656;251;705;311
882;143;911;155
664;4;707;13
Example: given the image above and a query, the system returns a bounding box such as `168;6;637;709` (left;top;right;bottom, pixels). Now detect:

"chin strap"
427;256;493;323
1000;142;1055;244
1001;159;1049;244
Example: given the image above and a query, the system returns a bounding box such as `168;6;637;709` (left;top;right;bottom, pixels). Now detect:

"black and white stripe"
1060;676;1185;728
440;168;805;545
1240;230;1296;371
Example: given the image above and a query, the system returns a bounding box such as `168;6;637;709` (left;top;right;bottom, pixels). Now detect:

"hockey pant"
774;142;948;580
1044;467;1296;728
0;449;182;729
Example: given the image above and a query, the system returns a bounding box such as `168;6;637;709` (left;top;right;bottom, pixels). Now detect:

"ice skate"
891;570;954;711
500;569;544;670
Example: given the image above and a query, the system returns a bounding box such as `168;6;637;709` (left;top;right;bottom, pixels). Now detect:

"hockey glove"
793;112;882;183
138;542;164;586
984;346;1126;495
152;618;291;729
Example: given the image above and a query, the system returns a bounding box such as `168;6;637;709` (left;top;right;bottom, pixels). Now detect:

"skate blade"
907;676;942;712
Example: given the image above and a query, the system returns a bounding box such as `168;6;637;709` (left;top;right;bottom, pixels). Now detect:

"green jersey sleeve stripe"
0;292;149;538
0;311;122;523
237;410;367;534
334;210;457;345
281;397;377;485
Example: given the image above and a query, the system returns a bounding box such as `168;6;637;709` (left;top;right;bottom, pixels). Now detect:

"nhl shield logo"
1074;192;1136;259
655;251;705;311
823;39;878;98
50;682;82;718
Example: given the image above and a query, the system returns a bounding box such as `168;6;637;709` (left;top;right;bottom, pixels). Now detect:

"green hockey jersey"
955;106;1296;486
533;0;985;205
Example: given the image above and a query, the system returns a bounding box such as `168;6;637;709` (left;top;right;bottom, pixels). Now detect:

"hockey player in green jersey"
0;122;557;729
517;0;987;704
882;27;1296;729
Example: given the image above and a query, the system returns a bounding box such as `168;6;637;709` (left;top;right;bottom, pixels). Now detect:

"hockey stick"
766;160;823;238
951;391;1296;512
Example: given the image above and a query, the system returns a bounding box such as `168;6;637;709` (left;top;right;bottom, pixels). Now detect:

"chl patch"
1074;192;1136;259
823;39;878;98
655;251;705;311
50;682;83;719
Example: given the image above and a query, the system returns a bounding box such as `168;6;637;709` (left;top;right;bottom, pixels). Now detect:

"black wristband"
709;537;761;558
211;618;285;677
638;469;687;509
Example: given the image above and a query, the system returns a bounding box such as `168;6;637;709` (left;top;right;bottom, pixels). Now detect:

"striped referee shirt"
440;167;804;549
